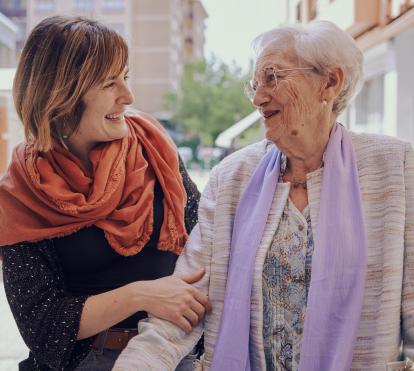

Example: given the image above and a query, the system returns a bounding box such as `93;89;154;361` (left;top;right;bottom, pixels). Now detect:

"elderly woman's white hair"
253;21;363;115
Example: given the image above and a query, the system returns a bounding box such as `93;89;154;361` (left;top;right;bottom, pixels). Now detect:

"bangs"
96;28;129;82
79;22;129;87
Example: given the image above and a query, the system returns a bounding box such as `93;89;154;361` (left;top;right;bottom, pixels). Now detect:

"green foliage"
164;58;255;146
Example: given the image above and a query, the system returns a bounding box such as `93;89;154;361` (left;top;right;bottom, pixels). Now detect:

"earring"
322;99;328;105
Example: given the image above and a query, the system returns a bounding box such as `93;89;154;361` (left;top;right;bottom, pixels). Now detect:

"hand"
136;269;212;333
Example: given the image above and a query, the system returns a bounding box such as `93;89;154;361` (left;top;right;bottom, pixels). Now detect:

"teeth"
105;113;124;120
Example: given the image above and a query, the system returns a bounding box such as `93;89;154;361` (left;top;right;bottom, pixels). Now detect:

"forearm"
77;282;144;339
114;318;203;371
78;271;209;340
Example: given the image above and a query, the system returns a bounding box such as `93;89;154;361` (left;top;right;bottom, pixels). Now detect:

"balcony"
313;0;380;37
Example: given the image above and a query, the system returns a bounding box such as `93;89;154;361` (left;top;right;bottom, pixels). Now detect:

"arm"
2;240;92;370
79;270;208;339
79;158;203;339
3;241;210;369
178;154;201;234
402;142;414;358
113;166;218;371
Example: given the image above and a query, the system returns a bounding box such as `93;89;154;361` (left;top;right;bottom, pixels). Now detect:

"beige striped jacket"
114;132;414;371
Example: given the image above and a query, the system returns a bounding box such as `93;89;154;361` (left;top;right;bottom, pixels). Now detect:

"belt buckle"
121;329;130;349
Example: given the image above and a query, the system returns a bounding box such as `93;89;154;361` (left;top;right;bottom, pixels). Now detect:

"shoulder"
350;131;409;151
350;131;410;165
349;131;413;186
214;139;269;175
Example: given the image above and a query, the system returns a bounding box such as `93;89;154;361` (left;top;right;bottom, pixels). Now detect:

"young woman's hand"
132;269;212;333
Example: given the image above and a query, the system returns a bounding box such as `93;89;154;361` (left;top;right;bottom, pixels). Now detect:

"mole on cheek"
291;130;298;136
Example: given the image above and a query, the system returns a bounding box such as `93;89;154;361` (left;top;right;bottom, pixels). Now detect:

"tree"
164;58;254;146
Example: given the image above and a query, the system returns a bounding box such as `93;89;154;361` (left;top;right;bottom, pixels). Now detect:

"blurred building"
286;0;414;143
0;0;27;53
182;0;206;62
0;68;22;174
0;11;19;173
27;0;207;118
0;10;18;67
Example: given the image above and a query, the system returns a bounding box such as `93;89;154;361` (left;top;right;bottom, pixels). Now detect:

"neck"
279;118;335;178
66;139;95;175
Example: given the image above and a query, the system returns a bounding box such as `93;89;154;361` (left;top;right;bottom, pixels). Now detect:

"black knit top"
1;158;200;371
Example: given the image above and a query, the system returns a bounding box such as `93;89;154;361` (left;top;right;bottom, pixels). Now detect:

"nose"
118;80;135;106
252;86;271;108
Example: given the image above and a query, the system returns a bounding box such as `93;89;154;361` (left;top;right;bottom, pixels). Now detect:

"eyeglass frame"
244;66;315;100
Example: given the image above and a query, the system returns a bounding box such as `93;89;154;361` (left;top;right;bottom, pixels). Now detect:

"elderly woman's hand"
131;269;212;333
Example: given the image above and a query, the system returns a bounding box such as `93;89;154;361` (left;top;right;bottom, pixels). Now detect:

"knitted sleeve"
179;155;201;234
2;240;93;371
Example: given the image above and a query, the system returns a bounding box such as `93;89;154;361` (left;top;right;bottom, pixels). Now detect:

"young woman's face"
69;66;135;146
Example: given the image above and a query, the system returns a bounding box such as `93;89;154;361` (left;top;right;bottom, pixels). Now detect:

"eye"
251;80;258;91
262;69;276;86
103;81;115;89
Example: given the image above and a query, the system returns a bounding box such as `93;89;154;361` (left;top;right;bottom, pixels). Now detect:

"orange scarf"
0;113;188;256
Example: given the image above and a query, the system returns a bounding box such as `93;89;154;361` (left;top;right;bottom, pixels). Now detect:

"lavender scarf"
211;123;367;371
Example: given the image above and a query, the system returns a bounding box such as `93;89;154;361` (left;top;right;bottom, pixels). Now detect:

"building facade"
27;0;207;117
0;10;19;174
0;0;27;53
0;10;18;67
286;0;414;143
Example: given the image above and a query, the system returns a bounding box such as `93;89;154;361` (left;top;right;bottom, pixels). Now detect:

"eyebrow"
106;67;129;81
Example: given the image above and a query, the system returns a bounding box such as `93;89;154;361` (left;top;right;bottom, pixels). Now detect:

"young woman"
0;16;209;371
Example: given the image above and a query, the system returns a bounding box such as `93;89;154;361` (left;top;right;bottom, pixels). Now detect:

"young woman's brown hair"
13;15;129;152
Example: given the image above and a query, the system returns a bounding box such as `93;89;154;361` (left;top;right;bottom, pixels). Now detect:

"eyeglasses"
244;66;314;100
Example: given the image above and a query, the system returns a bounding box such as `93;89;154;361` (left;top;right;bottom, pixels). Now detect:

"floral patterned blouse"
262;155;316;370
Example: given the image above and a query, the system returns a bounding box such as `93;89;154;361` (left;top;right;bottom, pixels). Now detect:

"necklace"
282;160;324;190
284;177;308;190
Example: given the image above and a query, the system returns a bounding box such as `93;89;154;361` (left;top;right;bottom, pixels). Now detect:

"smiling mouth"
105;112;125;122
263;110;280;119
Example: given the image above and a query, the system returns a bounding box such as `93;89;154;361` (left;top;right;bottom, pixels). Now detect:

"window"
103;0;124;11
34;0;55;12
296;3;301;22
352;75;385;134
310;0;318;19
0;0;26;16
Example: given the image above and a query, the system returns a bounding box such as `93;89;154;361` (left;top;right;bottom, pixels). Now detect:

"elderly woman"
113;21;414;371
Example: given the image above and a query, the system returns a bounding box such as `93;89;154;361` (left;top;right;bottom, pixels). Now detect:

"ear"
322;67;344;102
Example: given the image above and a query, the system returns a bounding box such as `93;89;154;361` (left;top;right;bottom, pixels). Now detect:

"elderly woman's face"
252;50;325;145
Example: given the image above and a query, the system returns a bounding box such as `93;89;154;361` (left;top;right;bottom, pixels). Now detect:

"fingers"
180;269;205;284
183;308;200;327
190;300;205;320
175;317;193;333
193;290;212;314
175;306;203;333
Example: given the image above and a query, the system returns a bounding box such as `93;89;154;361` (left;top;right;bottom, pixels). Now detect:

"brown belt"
92;328;139;351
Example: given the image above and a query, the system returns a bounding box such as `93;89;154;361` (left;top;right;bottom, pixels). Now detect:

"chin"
105;121;129;141
111;129;129;141
264;128;280;143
